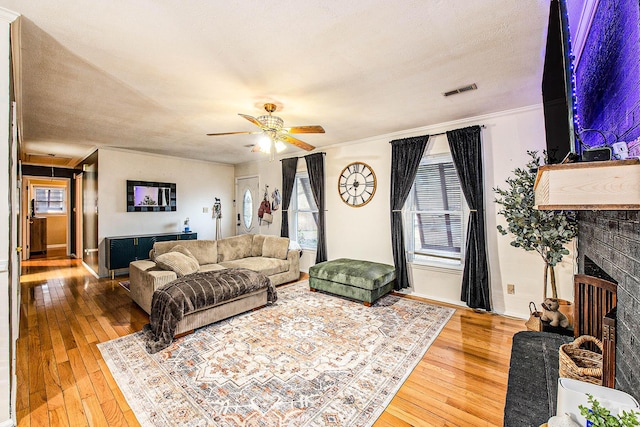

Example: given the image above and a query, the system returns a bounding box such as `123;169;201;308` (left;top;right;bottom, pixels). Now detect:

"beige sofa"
129;234;299;334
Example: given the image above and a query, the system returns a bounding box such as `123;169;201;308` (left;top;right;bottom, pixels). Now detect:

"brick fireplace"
571;0;640;401
577;211;640;400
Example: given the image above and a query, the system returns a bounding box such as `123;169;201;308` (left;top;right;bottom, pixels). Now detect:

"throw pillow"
155;252;199;277
262;236;289;260
169;244;199;264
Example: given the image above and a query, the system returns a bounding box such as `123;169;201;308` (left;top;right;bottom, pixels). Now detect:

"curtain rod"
280;152;325;161
429;124;486;137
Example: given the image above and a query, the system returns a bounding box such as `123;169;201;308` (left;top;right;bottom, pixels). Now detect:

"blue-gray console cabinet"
105;232;197;278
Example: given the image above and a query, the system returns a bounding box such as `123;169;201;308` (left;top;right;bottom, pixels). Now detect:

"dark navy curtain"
390;135;430;290
304;153;327;263
280;157;298;238
446;126;491;311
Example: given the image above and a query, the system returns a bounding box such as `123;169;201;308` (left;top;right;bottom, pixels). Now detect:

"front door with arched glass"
235;176;259;236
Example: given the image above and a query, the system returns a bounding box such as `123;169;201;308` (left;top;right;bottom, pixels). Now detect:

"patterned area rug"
98;281;454;426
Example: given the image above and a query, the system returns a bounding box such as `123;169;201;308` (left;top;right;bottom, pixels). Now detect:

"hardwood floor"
17;256;525;427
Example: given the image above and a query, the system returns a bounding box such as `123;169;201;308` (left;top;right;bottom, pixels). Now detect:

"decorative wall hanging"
213;198;222;219
338;162;377;207
213;197;222;240
271;188;281;211
258;185;272;225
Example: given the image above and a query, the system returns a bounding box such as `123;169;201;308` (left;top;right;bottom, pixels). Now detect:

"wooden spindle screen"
573;274;617;388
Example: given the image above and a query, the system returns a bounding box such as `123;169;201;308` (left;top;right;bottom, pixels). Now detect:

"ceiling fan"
207;103;325;156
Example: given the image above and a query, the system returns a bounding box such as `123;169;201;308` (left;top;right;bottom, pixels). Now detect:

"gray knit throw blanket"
143;268;276;354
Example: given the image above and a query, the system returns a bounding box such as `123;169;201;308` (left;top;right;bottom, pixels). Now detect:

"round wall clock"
338;162;377;207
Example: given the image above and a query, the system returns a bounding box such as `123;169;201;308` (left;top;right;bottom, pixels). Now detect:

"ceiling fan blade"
238;113;264;128
206;131;260;136
280;134;315;151
285;125;325;134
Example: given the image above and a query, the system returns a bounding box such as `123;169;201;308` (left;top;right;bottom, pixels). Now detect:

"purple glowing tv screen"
126;180;176;212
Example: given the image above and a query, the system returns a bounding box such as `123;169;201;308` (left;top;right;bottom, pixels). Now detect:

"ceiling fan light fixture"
258;135;272;153
274;140;287;153
258;114;284;131
207;102;319;156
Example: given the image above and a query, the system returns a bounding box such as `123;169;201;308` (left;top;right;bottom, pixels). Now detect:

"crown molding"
0;7;19;24
321;104;543;150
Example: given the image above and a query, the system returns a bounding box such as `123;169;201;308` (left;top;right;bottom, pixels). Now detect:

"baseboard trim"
396;290;468;309
46;244;66;249
82;262;100;279
500;310;528;321
0;418;16;427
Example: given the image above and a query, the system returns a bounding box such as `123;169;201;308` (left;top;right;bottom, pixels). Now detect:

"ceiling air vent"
443;83;478;97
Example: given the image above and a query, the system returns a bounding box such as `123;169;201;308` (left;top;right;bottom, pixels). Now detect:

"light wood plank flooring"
17;255;524;426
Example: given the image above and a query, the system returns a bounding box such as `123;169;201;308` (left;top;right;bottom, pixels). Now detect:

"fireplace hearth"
578;210;640;401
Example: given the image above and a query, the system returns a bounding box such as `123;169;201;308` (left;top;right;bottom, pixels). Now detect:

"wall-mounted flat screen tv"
126;180;176;212
542;0;578;164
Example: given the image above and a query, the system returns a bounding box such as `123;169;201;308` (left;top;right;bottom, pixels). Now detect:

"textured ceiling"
2;0;550;166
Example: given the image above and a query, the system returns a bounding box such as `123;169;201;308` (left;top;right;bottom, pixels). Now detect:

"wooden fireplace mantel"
534;159;640;210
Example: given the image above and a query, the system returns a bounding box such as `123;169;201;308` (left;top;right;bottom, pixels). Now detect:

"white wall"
1;7;19;427
97;148;235;276
0;25;9;427
235;105;576;319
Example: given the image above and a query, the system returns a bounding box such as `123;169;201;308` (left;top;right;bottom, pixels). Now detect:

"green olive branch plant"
493;151;578;298
579;394;639;427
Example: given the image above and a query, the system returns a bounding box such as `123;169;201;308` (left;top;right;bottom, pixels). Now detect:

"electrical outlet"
507;284;515;294
612;141;629;159
203;207;209;213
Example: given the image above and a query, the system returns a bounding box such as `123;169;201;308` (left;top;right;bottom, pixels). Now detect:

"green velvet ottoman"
308;258;396;306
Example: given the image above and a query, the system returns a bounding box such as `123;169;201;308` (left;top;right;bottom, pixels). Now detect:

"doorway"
21;177;70;259
82;155;99;275
236;176;259;236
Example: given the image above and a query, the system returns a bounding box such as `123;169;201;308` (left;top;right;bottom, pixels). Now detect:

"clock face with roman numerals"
338;162;377;207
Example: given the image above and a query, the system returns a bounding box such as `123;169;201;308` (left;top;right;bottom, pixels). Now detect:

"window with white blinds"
406;154;464;265
34;187;66;214
290;173;318;250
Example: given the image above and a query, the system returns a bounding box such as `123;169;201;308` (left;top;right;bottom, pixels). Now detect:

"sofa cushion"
251;234;266;257
198;263;227;273
153;240;218;265
262;236;289;260
155;251;199;277
217;234;253;262
219;257;289;277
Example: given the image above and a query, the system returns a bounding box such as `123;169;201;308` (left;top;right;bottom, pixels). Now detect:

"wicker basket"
559;335;603;385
